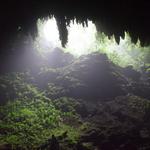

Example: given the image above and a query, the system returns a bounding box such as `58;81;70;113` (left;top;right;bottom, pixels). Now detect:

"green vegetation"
96;32;150;70
0;73;85;149
0;72;45;104
0;97;84;149
0;98;60;149
0;49;150;149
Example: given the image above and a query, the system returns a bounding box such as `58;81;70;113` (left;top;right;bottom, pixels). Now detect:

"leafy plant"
0;95;83;149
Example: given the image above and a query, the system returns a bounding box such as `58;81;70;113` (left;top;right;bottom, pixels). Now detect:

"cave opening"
32;16;150;71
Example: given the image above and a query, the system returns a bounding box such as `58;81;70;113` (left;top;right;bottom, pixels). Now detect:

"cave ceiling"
0;0;150;52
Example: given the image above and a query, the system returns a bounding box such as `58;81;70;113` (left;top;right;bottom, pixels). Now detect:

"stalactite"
85;19;88;27
66;18;70;26
114;35;120;44
73;19;75;24
55;15;68;47
82;22;85;27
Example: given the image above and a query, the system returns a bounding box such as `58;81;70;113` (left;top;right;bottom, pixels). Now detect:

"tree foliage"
96;32;150;71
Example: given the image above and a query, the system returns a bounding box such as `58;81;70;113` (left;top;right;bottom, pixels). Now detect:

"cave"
0;1;150;150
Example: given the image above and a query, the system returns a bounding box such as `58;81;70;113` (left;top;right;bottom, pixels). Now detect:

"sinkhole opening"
34;17;150;70
35;17;97;56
